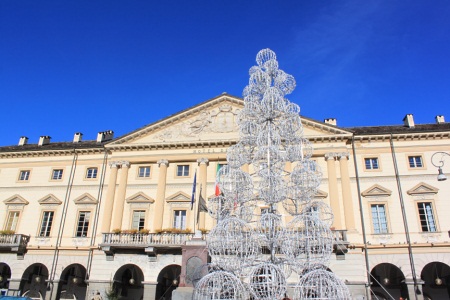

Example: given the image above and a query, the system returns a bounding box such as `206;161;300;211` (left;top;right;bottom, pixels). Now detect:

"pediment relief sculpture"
73;193;98;205
156;104;240;141
126;192;155;203
38;194;62;205
407;182;438;195
361;184;392;197
3;194;29;205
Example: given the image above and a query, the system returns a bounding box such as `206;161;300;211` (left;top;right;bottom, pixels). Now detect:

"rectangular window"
365;158;379;170
408;156;423;168
5;211;20;232
52;169;64;180
76;211;91;237
418;202;437;232
86;167;98;179
132;210;146;230
39;211;54;237
371;204;388;234
176;165;190;177
138;166;151;178
18;170;30;181
173;210;187;230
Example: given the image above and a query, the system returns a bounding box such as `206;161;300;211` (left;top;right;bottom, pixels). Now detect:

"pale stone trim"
3;194;29;205
407;182;439;195
126;192;155;203
38;194;62;205
73;193;98;204
361;184;392;197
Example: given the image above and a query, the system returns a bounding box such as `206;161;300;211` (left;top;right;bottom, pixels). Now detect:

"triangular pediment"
107;94;352;148
3;194;29;205
166;191;191;202
407;182;438;195
73;193;98;205
126;192;155;203
38;194;62;205
361;184;392;197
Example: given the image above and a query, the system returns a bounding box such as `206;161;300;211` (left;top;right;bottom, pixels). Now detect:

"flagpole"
191;168;197;233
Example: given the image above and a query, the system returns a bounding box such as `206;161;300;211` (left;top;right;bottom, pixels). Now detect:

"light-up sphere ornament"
293;269;351;300
248;262;286;300
192;271;248;300
281;214;333;271
207;217;260;273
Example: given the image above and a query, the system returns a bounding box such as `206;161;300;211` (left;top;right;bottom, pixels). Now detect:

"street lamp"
431;152;450;181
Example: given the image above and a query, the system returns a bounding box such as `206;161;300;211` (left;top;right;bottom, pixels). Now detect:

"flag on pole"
215;163;221;196
191;170;197;210
197;184;208;224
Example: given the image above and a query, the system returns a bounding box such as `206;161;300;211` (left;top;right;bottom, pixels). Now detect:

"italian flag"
215;163;221;196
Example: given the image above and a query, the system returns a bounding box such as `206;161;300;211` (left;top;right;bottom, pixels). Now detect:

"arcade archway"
112;264;144;300
421;261;450;299
57;264;87;300
0;263;11;294
19;263;49;300
155;265;181;300
370;263;408;300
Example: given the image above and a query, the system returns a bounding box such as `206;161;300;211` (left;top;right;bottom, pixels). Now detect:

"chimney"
97;130;114;143
435;115;445;124
38;136;51;146
324;118;337;126
403;114;415;128
18;136;28;146
73;132;83;143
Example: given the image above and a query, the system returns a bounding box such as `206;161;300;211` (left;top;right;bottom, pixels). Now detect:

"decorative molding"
407;182;439;195
3;194;29;206
120;161;130;168
324;153;336;161
197;158;209;166
166;191;191;202
361;184;392;197
126;192;155;204
38;194;62;205
73;193;98;205
109;161;119;168
314;190;328;199
157;159;169;167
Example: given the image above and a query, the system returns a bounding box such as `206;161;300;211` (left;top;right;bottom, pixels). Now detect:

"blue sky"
1;1;450;146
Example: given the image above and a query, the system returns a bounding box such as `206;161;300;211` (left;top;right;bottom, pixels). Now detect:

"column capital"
118;161;130;168
157;159;169;167
197;158;209;166
324;153;336;161
336;152;350;160
109;161;119;168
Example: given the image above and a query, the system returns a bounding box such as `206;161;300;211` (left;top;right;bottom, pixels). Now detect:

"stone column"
111;161;130;230
143;282;158;300
101;162;119;233
197;158;209;229
153;160;169;232
338;153;356;231
325;153;343;229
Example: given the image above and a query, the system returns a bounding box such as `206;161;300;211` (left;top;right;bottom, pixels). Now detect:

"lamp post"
431;152;450;181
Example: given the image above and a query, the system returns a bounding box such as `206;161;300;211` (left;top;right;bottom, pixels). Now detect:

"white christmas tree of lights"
192;49;351;300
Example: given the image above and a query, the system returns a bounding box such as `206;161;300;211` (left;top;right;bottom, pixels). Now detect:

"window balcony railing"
0;234;30;254
101;232;204;247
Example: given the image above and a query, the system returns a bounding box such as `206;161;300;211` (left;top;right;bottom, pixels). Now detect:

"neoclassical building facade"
0;94;449;300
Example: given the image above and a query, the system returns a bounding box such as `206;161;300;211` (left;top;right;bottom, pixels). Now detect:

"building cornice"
106;139;237;152
0;147;105;159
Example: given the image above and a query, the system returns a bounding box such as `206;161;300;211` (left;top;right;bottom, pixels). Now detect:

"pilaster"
111;161;130;230
153;160;169;231
325;153;343;229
